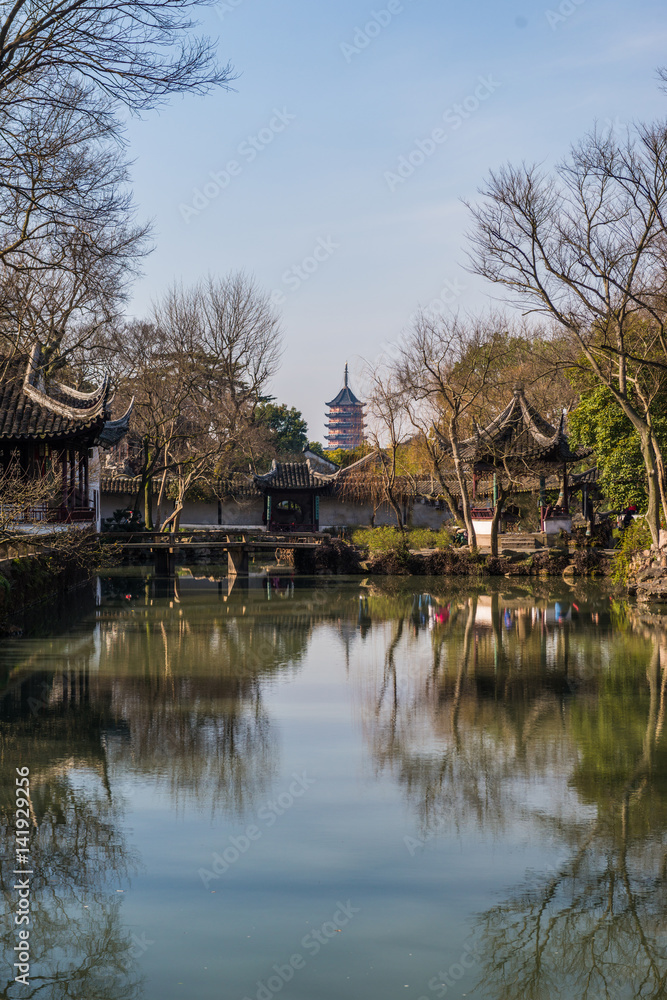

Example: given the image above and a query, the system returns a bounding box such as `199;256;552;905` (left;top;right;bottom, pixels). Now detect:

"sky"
124;0;667;443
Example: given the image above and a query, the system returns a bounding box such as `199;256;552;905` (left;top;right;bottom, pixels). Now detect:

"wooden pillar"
68;449;75;508
78;450;84;504
562;462;569;515
84;451;89;506
228;545;249;578
61;449;67;507
154;545;175;577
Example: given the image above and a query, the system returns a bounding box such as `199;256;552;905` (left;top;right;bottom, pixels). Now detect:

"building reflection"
1;577;665;999
356;584;667;1000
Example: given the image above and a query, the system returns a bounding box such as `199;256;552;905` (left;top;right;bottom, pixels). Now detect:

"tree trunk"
450;433;476;550
143;441;153;530
649;430;667;531
640;431;661;546
490;486;508;558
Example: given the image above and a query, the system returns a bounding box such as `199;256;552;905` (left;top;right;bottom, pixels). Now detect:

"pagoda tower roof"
326;364;363;408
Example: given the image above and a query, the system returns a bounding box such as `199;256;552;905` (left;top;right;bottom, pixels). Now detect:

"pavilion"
0;345;132;526
253;459;335;532
445;383;589;539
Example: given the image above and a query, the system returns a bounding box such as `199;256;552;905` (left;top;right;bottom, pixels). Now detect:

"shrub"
351;526;452;555
611;519;653;585
102;508;145;533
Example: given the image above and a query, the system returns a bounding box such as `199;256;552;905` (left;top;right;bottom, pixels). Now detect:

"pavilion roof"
444;384;589;470
0;345;132;445
253;459;336;493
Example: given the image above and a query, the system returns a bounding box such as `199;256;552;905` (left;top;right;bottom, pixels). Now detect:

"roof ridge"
23;344;110;421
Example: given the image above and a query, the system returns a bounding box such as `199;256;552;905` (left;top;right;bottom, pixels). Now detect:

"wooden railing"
1;504;95;524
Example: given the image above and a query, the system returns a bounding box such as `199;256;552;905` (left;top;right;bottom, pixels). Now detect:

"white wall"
101;490;450;531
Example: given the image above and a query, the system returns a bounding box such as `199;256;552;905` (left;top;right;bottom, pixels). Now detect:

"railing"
2;504;95;524
268;520;317;533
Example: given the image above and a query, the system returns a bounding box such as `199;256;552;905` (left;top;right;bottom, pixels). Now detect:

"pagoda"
325;364;365;450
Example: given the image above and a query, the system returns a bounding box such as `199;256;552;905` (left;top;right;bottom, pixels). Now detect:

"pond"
1;572;666;1000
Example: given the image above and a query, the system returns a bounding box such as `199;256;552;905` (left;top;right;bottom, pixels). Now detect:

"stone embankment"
362;545;612;578
627;542;667;601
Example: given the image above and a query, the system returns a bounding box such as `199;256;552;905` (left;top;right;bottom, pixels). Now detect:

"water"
1;572;666;1000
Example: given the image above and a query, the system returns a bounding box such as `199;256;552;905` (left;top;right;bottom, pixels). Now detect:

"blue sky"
125;0;667;442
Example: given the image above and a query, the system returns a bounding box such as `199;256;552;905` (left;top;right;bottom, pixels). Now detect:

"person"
622;504;638;529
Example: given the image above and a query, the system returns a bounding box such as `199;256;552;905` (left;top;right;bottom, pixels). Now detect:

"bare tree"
110;273;283;530
466;121;667;544
363;363;412;530
0;0;232;115
397;314;512;551
0;0;233;354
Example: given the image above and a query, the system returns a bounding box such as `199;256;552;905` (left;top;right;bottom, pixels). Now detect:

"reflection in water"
0;576;665;999
357;585;667;1000
0;574;322;997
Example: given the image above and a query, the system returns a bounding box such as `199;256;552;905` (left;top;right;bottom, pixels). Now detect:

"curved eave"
23;343;110;422
96;398;134;447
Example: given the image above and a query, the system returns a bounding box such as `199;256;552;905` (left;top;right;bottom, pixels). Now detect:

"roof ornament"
344;363;349;388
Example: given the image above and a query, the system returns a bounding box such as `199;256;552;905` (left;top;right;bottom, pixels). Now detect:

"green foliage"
324;443;372;468
255;402;308;454
351;526;452;555
307;441;326;458
569;384;667;510
610;519;653;585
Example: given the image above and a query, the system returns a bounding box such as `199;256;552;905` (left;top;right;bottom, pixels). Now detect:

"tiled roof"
326;385;363;407
0;345;131;444
326;365;364;408
254;460;335;492
444;384;590;467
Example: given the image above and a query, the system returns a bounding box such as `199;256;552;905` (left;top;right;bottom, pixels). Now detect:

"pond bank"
0;532;103;629
359;545;613;578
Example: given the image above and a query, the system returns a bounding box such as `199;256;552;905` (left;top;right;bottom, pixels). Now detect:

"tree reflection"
0;730;141;999
358;585;667;999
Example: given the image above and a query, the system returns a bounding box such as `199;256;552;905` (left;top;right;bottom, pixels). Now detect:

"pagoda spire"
344;363;349;388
